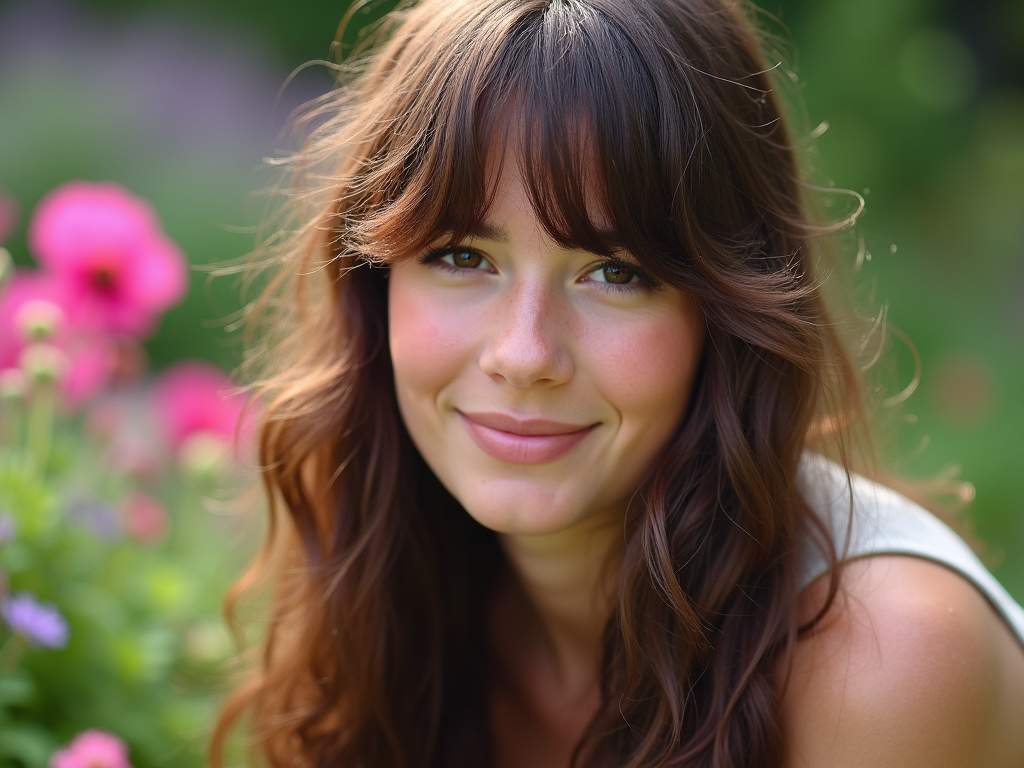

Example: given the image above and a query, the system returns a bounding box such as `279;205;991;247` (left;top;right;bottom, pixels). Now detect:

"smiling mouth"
457;411;597;464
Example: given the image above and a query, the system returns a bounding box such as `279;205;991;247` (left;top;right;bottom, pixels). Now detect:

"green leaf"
0;672;34;709
0;723;55;768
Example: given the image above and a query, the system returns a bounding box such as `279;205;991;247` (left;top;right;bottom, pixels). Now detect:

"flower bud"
178;430;228;480
19;343;68;385
15;299;64;343
0;368;28;402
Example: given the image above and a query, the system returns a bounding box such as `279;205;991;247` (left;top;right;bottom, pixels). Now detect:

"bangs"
353;0;700;282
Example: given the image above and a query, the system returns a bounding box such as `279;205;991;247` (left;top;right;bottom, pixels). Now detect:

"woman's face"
388;167;705;537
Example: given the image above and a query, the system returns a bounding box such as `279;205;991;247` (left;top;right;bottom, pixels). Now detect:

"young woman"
214;1;1024;766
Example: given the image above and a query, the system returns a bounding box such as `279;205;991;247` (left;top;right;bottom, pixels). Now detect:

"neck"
496;511;624;697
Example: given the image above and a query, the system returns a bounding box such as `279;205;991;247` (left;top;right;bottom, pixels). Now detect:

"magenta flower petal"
29;183;158;272
129;234;188;310
28;182;188;338
50;730;132;768
152;362;247;451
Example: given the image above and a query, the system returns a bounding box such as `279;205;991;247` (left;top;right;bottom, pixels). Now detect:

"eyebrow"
466;221;625;248
467;221;511;243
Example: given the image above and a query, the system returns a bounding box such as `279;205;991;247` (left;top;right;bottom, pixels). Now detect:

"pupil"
604;265;633;284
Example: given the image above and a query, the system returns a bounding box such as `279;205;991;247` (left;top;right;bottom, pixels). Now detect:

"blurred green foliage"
0;0;1020;607
0;395;252;768
767;0;1024;597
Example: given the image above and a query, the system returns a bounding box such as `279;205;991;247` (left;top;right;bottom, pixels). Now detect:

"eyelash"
419;248;661;293
418;248;493;274
587;260;661;292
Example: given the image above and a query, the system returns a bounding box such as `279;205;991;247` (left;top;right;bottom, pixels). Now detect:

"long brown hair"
214;1;866;765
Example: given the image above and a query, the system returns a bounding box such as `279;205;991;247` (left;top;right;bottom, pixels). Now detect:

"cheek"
583;308;704;425
387;265;475;402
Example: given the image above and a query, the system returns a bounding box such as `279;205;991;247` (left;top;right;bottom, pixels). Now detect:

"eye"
590;262;638;285
417;247;494;276
439;249;487;270
582;259;661;292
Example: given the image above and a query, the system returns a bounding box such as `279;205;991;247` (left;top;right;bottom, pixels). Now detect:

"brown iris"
601;264;634;284
451;250;482;269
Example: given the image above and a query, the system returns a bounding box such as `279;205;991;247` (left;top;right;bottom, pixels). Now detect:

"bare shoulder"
780;555;1024;768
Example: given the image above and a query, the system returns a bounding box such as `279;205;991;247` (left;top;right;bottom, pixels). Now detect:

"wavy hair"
213;1;867;766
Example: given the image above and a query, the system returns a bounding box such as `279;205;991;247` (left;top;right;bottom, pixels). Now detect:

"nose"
477;281;573;388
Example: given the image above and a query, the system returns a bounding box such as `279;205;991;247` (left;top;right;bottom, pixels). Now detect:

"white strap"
798;454;1024;649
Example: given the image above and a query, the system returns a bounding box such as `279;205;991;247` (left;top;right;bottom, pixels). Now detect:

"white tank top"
797;454;1024;648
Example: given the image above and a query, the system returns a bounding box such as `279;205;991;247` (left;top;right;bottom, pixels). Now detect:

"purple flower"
67;496;121;541
1;592;68;648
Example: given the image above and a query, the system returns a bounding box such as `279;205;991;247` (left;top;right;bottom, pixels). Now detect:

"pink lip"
458;411;597;464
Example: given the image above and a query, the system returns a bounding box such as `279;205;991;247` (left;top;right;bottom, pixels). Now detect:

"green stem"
0;402;24;453
26;385;55;476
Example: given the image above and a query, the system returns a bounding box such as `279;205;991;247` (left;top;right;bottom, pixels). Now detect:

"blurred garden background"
0;0;1021;765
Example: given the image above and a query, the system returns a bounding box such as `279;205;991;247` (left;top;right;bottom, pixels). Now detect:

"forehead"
354;2;700;274
468;120;620;248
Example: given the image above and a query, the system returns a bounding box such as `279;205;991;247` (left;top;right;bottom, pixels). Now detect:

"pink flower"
50;730;132;768
63;341;118;406
29;182;187;338
121;493;168;544
151;362;248;453
0;271;116;406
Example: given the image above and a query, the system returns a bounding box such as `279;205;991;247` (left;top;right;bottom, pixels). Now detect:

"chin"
452;476;608;537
